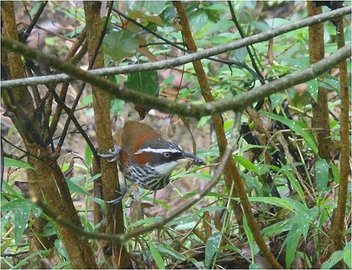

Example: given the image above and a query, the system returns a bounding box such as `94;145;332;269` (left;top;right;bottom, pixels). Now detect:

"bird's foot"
106;189;126;205
98;145;121;162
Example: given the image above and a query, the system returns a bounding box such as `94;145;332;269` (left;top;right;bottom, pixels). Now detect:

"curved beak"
183;152;205;166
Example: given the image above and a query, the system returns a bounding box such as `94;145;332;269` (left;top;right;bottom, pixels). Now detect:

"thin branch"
49;88;99;162
174;1;281;267
1;136;42;161
49;29;87;137
227;1;265;84
0;135;4;188
19;1;48;42
1;6;350;89
112;7;258;83
2;36;350;118
173;0;244;234
56;4;113;159
331;13;350;253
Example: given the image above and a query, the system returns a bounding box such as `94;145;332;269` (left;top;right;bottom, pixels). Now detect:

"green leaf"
89;173;102;182
15;204;31;244
265;18;290;28
111;98;125;117
234;156;258;174
270;92;286;109
13;250;49;269
284;223;301;267
90;197;106;213
320;75;340;91
344;242;351;268
331;163;340;183
80;93;92;106
103;30;137;60
143;1;167;14
2;181;24;199
241;173;263;196
262;219;293;237
321;250;344;269
130;216;163;228
125;70;160;96
188;257;204;269
84;144;93;168
4;157;33;170
147;241;165;269
315;159;329;192
280;165;305;202
243;214;259;261
2;199;33;244
261;112;318;154
157;243;186;261
54;239;69;260
41;222;57;237
249;262;262;269
198;116;211;128
66;178;89;195
204;232;222;268
189;9;208;33
306;79;318;100
247;197;308;213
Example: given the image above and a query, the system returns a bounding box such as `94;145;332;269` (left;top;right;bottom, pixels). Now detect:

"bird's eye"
163;152;171;158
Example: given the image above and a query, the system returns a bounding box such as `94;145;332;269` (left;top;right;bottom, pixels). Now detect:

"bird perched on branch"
100;121;204;191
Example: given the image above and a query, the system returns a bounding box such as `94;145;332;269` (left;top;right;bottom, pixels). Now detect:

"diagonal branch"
2;36;350;118
1;6;350;89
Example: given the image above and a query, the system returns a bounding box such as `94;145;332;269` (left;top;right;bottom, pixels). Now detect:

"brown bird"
100;121;204;191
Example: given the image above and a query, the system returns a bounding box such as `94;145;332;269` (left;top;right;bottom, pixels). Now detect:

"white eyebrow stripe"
134;147;182;155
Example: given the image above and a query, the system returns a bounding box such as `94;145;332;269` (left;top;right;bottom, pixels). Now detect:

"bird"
99;121;205;191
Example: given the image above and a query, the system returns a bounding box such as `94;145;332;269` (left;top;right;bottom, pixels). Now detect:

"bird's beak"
183;152;205;166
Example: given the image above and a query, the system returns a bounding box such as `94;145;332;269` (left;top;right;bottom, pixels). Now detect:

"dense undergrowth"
1;1;351;269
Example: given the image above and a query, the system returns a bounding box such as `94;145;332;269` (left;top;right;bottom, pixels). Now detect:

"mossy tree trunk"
83;2;130;268
307;2;332;160
2;2;97;268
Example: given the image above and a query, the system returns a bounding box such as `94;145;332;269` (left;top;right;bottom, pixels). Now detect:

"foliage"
1;1;350;269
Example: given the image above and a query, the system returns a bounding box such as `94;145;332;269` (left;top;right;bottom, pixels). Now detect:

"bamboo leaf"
204;232;222;268
4;157;33;170
147;241;165;269
261;112;318;154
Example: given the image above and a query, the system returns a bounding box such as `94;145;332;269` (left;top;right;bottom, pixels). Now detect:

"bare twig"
227;1;265;84
331;13;350;254
112;7;258;82
56;3;113;161
174;2;281;267
20;1;48;42
1;6;350;89
2;36;350;119
49;29;87;137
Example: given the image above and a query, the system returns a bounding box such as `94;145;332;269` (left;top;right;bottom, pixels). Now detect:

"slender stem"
1;6;350;89
331;13;350;254
2;36;350;119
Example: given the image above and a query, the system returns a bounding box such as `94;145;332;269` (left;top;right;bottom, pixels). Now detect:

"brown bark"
172;0;243;228
1;2;51;253
83;2;130;268
2;2;97;268
307;2;332;160
330;14;350;253
173;2;282;268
